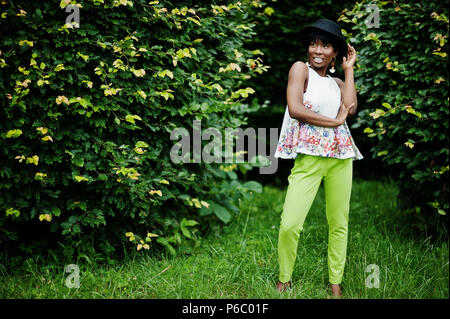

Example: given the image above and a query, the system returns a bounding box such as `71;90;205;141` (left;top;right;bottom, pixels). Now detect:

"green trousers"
278;153;353;285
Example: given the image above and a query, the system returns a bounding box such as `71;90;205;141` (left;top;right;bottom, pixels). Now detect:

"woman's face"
308;39;337;69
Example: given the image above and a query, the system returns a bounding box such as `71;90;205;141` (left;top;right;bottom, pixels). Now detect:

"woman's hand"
342;44;356;71
335;101;354;126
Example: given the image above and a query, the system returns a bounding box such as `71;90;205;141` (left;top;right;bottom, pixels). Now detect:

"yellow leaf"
159;179;170;185
36;127;48;134
15;155;25;162
187;17;201;25
432;51;447;58
133;69;146;77
39;214;52;222
437;209;446;216
77;52;89;62
74;175;89;182
56;95;69;105
6;129;22;138
18;40;33;47
147;232;159;238
6;208;20;217
34;172;47;180
54;64;65;72
42;135;53;142
200;200;209;208
191;198;202;208
137;90;147;99
26;155;39;166
264;7;274;16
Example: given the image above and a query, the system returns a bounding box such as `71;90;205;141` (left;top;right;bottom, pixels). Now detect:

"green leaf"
209;201;231;223
183;219;199;227
125;114;141;124
72;156;85;167
51;207;61;217
157;237;177;256
6;208;20;217
135;141;149;148
382;102;391;109
242;181;263;193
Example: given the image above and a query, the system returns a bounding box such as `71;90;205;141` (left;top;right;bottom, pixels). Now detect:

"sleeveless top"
274;62;363;160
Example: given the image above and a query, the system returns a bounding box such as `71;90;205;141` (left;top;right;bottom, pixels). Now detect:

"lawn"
0;179;448;298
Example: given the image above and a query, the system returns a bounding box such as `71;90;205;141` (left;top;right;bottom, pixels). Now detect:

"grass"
0;179;448;299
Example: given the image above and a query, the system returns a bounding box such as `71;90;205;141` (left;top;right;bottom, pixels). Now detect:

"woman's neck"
307;62;328;77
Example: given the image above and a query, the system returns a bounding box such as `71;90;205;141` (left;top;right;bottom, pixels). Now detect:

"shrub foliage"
0;0;271;261
339;0;449;231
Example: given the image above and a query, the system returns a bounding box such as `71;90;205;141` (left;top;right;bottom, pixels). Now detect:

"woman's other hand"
342;44;356;71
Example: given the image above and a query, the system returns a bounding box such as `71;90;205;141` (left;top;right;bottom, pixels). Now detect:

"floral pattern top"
274;64;363;160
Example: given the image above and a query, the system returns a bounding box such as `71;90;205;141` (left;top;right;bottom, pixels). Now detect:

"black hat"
300;19;348;60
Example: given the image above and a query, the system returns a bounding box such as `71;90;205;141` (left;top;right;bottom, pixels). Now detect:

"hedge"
0;0;272;264
339;0;449;232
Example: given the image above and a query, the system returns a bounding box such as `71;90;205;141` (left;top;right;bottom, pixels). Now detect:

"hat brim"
300;26;348;60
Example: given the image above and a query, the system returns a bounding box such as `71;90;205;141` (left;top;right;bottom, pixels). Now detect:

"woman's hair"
304;30;344;61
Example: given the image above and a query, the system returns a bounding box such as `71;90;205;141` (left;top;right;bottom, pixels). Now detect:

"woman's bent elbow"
288;109;301;120
288;105;302;120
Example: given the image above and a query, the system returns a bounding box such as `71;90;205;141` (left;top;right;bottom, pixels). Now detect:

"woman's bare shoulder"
289;61;309;77
291;61;308;70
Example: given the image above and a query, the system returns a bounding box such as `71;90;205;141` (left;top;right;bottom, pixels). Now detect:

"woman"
274;19;363;298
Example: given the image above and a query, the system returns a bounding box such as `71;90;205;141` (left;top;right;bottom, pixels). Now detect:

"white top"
304;63;341;118
274;62;363;160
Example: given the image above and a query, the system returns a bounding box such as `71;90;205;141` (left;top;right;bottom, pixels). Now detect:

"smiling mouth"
313;57;324;63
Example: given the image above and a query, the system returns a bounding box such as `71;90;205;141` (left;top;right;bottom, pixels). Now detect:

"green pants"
278;153;353;285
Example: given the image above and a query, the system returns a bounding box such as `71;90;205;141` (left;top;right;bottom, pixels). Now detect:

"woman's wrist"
343;66;354;74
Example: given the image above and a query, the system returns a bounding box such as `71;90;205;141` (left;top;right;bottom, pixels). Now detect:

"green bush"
0;0;271;263
339;0;449;232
